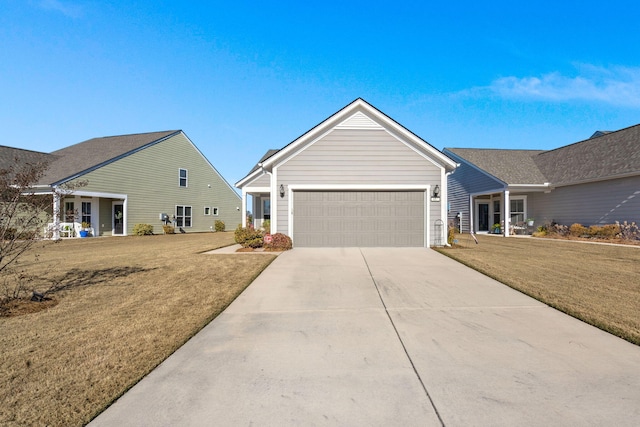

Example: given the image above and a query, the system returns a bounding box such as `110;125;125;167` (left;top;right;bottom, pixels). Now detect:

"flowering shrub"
264;233;293;251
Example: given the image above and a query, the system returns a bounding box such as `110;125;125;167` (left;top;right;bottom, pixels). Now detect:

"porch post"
503;190;510;237
468;194;473;234
52;188;60;240
241;189;247;227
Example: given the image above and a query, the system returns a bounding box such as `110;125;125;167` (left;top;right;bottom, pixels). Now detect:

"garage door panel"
293;191;425;247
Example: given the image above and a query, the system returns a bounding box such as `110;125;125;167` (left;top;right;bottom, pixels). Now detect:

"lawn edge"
86;254;278;425
433;248;640;347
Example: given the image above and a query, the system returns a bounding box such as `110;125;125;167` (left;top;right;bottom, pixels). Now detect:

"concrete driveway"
91;248;640;426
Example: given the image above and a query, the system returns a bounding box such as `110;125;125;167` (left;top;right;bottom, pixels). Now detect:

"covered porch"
46;190;128;239
468;185;549;236
240;186;272;230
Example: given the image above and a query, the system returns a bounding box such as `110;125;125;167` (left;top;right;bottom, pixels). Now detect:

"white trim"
212;207;219;216
236;170;268;188
262;99;457;171
287;185;431;247
287;184;431;191
271;169;277;234
179;168;188;188
243;186;271;193
474;199;490;233
112;201;126;236
68;190;127;199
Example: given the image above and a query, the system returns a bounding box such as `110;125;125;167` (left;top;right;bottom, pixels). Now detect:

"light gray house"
236;98;458;247
2;130;241;237
444;124;640;235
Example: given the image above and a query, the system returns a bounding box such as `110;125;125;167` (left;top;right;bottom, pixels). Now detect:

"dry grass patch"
0;233;276;426
436;234;640;346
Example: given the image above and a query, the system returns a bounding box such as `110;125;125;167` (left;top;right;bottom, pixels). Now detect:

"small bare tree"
0;160;53;302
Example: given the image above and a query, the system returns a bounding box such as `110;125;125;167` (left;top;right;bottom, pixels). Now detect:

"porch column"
468;194;474;234
503;190;510;237
52;189;60;240
241;189;247;227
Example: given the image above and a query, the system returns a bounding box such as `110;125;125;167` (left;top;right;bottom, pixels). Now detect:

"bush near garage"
264;233;292;251
234;225;263;248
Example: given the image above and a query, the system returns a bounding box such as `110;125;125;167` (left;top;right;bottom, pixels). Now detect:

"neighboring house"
236;98;457;247
2;130;241;237
444;123;640;235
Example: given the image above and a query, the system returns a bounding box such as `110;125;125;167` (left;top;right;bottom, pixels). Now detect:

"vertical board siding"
530;175;640;225
277;129;443;236
445;151;504;232
71;133;241;234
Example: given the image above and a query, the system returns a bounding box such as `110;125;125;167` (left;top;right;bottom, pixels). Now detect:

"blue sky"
2;1;640;185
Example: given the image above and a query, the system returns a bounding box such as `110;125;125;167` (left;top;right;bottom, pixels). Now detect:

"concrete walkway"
90;248;640;426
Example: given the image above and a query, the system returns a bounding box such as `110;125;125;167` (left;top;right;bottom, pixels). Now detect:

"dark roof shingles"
40;130;179;184
446;148;547;184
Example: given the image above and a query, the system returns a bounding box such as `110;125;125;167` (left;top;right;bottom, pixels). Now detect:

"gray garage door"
293;191;425;247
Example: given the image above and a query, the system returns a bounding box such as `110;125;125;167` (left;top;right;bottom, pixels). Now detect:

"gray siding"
293;191;425;247
276;129;443;236
68;132;241;234
529;175;640;226
249;172;270;187
445;151;504;232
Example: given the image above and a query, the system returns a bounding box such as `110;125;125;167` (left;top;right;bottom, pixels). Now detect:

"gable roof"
0;146;56;174
534;123;640;185
237;98;457;187
445;148;547;185
39;130;180;185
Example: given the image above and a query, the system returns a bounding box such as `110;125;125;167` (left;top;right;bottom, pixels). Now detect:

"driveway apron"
90;248;640;426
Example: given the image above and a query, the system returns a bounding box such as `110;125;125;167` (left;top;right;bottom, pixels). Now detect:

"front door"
477;202;489;232
113;203;124;235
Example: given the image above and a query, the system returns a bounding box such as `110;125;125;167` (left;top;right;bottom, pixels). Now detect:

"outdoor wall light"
433;184;440;198
279;184;285;198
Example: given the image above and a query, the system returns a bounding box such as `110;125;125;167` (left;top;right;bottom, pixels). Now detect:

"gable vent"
336;111;383;129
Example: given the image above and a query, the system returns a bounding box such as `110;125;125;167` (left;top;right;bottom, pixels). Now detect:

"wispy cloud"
474;65;640;108
37;0;83;18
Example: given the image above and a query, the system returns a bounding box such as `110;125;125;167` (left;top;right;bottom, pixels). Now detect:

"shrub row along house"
444;125;640;235
1;130;240;238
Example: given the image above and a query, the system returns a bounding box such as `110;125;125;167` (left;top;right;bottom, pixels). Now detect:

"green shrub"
234;225;263;248
162;225;175;234
264;233;292;251
262;219;271;234
214;220;225;232
132;223;154;235
569;223;587;237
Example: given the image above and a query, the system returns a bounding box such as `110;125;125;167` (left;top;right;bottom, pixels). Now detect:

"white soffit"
336;111;383;129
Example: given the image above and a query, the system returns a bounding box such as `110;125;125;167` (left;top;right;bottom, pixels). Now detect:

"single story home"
444;124;640;235
236;98;457;247
2;130;241;238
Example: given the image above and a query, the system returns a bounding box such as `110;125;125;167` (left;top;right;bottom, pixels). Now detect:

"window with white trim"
510;197;526;223
204;206;211;215
81;202;92;225
179;168;188;187
175;205;192;227
64;201;75;222
212;207;219;216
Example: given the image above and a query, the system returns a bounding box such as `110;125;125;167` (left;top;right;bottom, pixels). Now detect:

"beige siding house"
236;99;457;247
7;130;240;237
444;124;640;235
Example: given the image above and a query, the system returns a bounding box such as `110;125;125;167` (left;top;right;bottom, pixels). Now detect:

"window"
179;168;188;187
204;206;211;215
492;199;501;226
263;199;271;220
510;197;526;223
212;207;219;216
64;201;75;222
176;205;192;227
81;202;92;225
